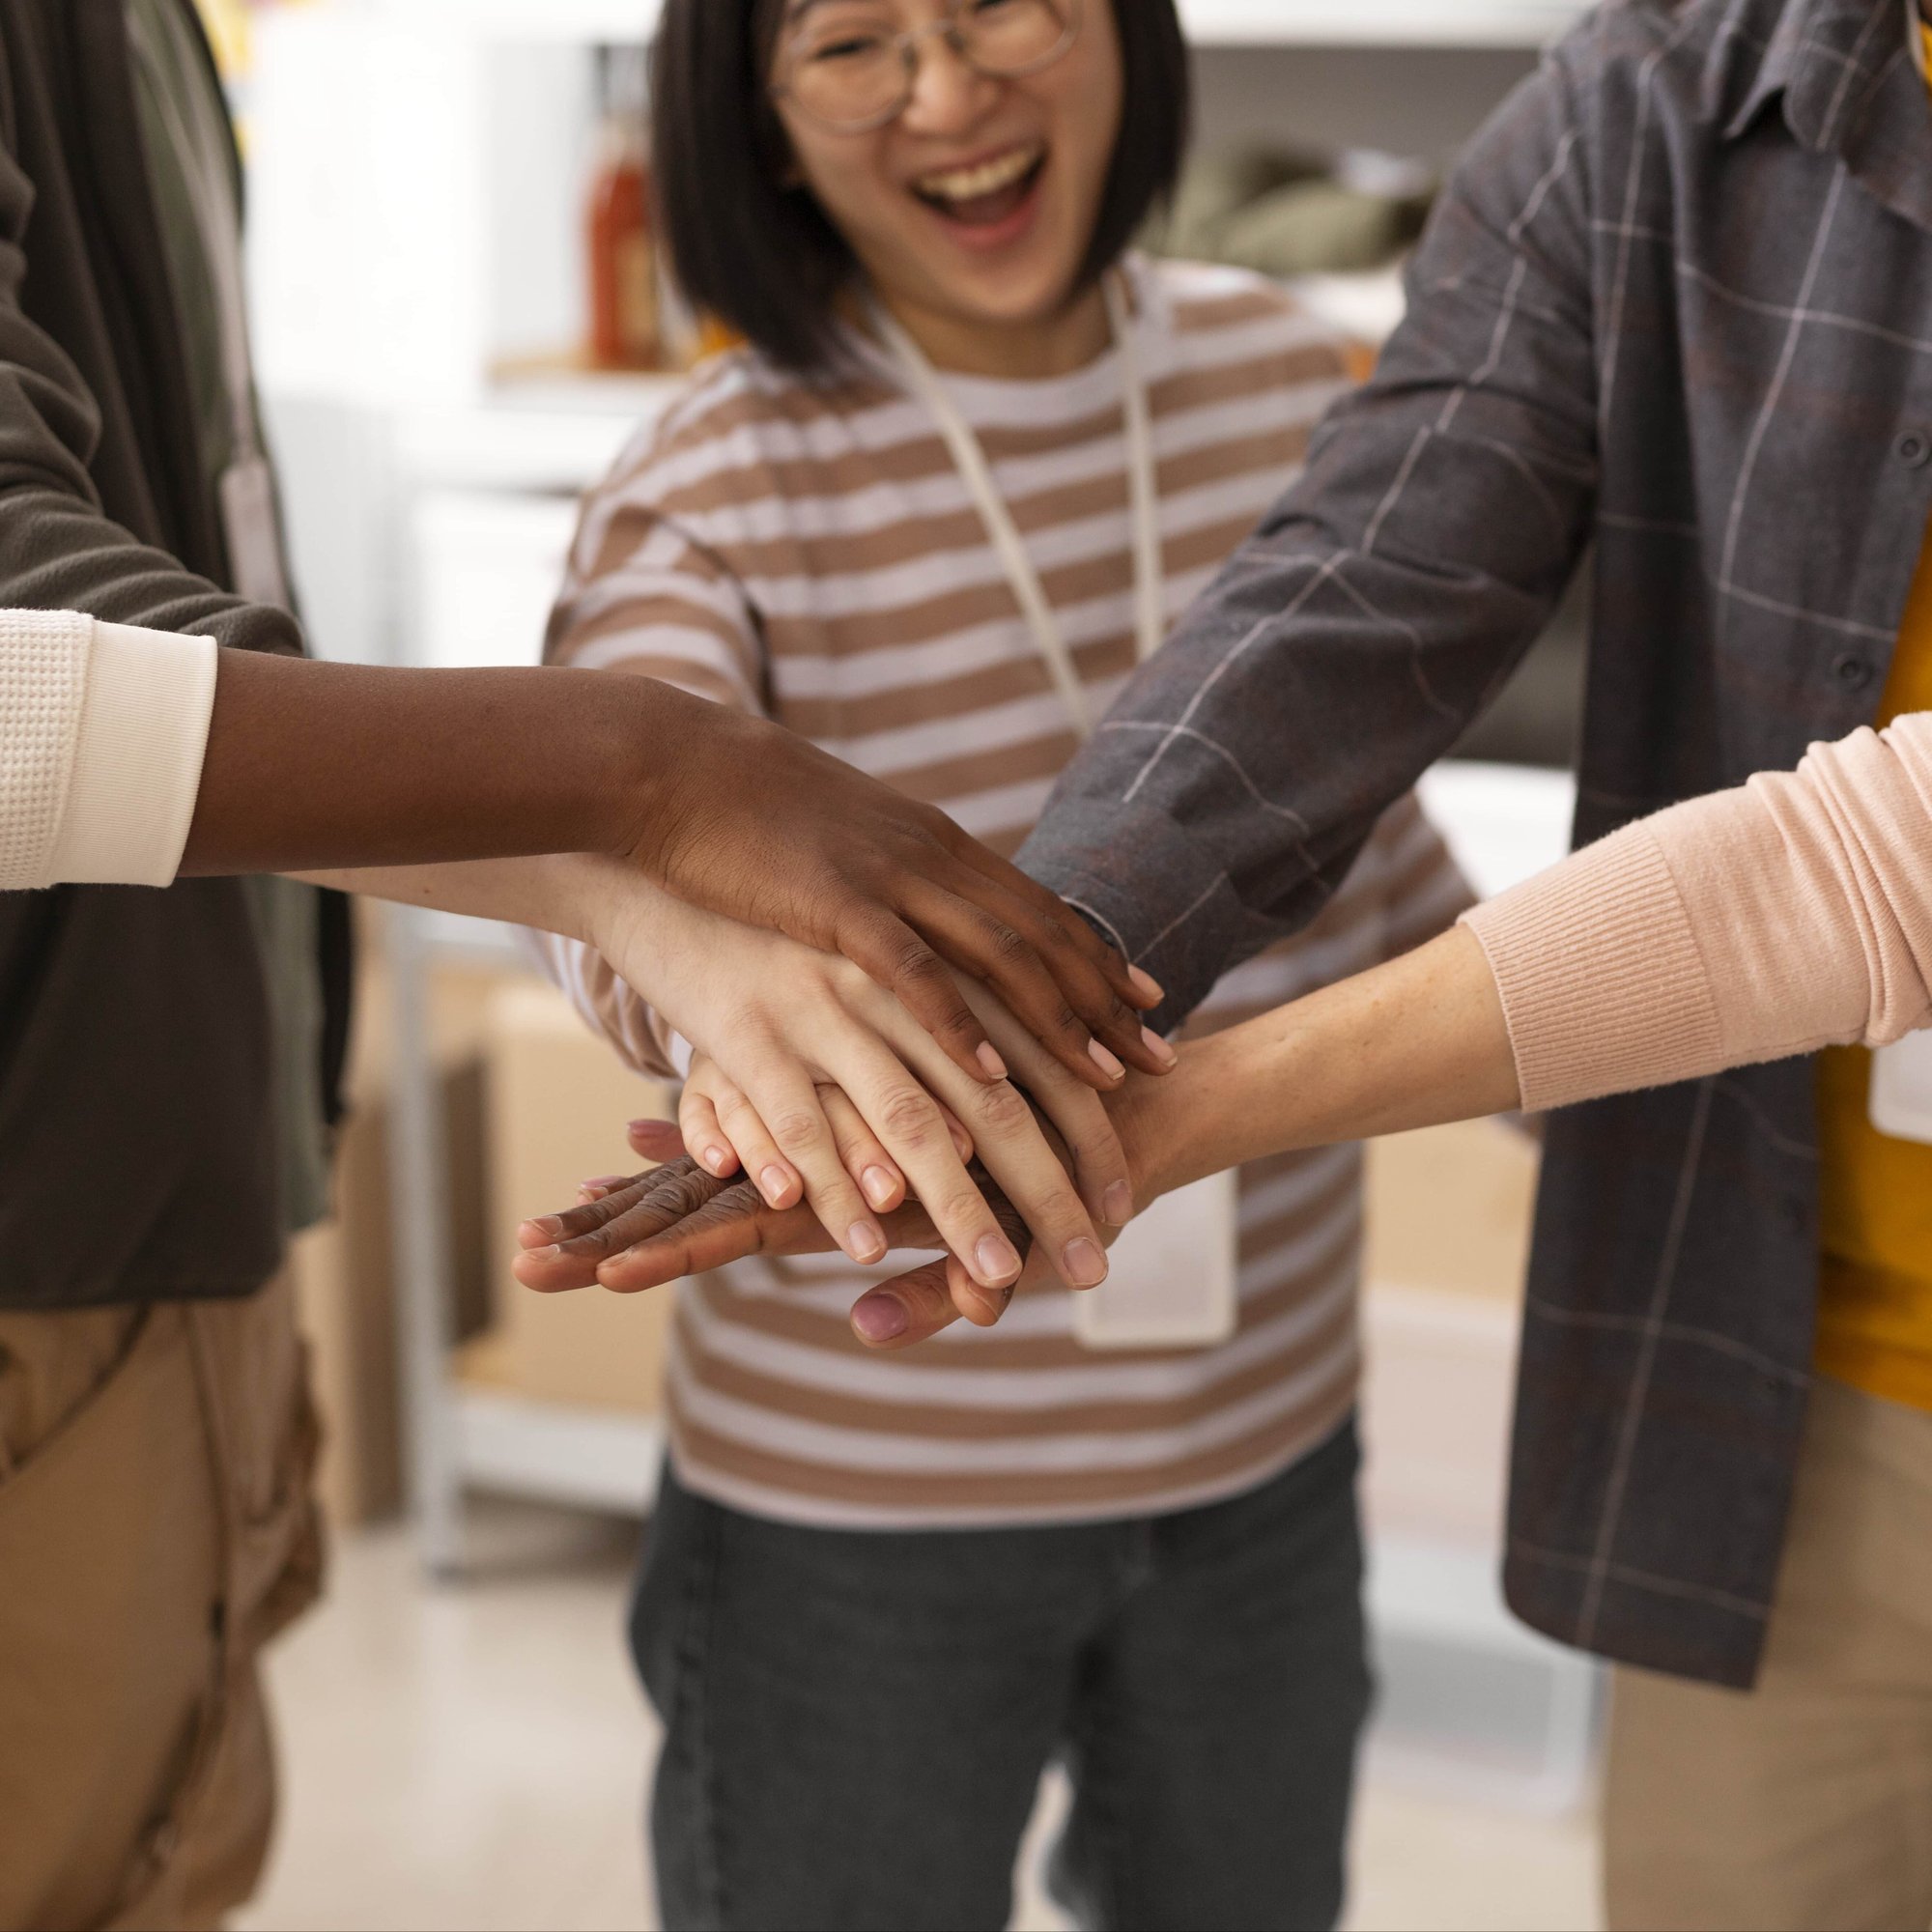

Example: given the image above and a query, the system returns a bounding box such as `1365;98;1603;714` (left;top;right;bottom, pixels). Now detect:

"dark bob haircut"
650;0;1191;374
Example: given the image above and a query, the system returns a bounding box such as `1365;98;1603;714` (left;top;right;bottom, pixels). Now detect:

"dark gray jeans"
630;1419;1372;1932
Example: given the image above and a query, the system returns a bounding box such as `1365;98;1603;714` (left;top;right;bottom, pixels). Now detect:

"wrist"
1148;1026;1298;1199
589;675;678;865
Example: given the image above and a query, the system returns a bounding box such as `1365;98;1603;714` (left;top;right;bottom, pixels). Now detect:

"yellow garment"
1815;528;1932;1411
1812;17;1932;1410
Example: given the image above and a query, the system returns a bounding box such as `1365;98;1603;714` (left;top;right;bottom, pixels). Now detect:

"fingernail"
527;1216;564;1240
759;1165;792;1206
582;1175;626;1192
703;1146;732;1175
853;1294;909;1343
529;1244;563;1263
1102;1181;1134;1226
974;1234;1022;1285
1128;966;1164;1005
1141;1025;1178;1069
627;1119;657;1134
847;1222;887;1264
977;1042;1009;1081
1089;1039;1127;1082
862;1166;897;1208
1064;1238;1108;1288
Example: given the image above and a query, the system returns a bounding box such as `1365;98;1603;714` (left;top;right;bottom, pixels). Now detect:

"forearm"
292;850;640;948
1018;60;1596;1029
1143;927;1520;1196
182;652;689;875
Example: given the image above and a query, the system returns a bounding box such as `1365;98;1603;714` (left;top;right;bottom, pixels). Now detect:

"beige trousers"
1605;1376;1932;1932
0;1273;323;1932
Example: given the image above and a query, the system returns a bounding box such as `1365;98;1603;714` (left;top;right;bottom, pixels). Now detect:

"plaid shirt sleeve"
1019;38;1603;1029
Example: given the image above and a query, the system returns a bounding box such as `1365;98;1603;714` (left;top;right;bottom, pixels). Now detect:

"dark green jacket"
0;0;350;1308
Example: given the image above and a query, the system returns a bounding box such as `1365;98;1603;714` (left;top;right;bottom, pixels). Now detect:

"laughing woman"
532;3;1469;1926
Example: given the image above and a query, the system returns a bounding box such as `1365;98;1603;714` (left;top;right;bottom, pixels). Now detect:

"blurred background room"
214;1;1602;1924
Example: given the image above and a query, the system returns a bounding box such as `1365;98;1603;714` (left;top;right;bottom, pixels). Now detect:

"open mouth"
912;144;1047;229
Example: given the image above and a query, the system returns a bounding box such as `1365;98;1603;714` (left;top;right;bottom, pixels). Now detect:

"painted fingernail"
853;1294;909;1343
974;1234;1022;1285
1141;1025;1178;1069
862;1166;897;1208
702;1145;732;1176
759;1165;792;1206
1064;1238;1108;1288
848;1222;887;1264
1128;966;1164;1005
977;1042;1009;1081
1102;1181;1134;1226
1089;1039;1127;1082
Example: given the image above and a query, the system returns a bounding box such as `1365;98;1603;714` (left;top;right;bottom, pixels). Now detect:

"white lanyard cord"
870;271;1163;743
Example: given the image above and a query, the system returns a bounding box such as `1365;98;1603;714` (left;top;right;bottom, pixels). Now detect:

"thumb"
628;1116;688;1164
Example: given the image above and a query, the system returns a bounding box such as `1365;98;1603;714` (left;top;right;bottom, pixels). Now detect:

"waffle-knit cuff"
47;621;217;887
1461;823;1724;1114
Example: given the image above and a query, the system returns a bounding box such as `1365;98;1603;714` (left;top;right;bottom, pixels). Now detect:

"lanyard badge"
876;272;1238;1350
1872;1035;1932;1143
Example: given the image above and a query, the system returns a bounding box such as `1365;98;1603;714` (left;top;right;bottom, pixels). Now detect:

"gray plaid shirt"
1021;0;1932;1688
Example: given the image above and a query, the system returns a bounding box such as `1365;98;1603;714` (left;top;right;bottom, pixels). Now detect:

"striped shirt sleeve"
546;468;767;715
536;437;770;1080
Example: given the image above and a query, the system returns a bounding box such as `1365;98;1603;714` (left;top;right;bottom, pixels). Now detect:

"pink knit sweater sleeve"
1460;715;1932;1113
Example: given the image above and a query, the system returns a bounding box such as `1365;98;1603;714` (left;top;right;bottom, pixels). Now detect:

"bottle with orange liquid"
586;47;659;371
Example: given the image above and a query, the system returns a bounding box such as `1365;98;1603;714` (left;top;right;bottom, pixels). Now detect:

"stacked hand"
520;893;1182;1304
516;1039;1190;1349
617;692;1174;1092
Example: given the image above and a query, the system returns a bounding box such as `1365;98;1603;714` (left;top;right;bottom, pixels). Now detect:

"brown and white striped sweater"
538;257;1472;1529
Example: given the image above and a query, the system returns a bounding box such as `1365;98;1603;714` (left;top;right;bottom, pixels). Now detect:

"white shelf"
367;0;1585;49
396;386;677;495
1181;0;1586;45
455;1386;665;1515
366;0;664;39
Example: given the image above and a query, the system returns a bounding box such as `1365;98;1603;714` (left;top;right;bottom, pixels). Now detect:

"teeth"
916;146;1041;202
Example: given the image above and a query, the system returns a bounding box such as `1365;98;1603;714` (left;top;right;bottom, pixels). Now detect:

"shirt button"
1896;429;1932;469
1834;653;1875;689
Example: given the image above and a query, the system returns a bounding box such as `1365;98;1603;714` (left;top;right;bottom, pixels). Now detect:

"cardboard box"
470;980;679;1414
1364;1116;1539;1305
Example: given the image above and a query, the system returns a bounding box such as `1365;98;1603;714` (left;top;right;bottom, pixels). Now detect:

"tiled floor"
238;1500;1602;1932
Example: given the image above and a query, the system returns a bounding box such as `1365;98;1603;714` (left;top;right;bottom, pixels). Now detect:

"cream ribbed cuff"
45;620;218;887
1461;823;1725;1114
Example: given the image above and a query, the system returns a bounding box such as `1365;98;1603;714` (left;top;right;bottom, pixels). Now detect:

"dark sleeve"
0;32;298;656
1019;39;1602;1027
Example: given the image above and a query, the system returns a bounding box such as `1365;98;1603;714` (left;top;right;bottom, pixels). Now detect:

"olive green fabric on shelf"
1146;148;1431;279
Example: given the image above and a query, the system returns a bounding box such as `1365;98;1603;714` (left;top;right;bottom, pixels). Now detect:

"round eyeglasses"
771;0;1082;136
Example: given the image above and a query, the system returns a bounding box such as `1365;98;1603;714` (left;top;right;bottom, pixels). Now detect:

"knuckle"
936;1185;992;1232
892;937;944;986
969;1081;1033;1136
877;1087;942;1144
986;922;1034;969
767;1111;822;1154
